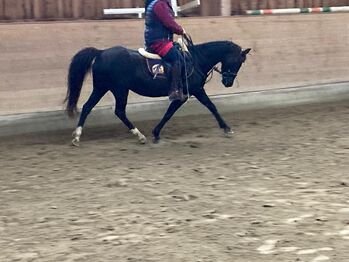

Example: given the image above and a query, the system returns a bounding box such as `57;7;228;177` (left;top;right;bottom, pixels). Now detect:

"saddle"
138;39;193;80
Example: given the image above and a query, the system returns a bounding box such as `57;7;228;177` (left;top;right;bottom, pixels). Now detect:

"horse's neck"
193;42;233;74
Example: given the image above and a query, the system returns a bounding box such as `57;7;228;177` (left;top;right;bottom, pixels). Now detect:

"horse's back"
93;46;136;71
91;45;148;89
94;46;143;70
100;46;140;59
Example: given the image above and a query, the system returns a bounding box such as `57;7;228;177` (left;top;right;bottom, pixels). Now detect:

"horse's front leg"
152;99;187;143
194;90;233;135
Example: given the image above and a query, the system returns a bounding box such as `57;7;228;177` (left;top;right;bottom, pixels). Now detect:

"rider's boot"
168;61;185;102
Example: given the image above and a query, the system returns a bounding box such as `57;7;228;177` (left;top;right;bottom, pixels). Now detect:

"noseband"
202;66;237;84
213;67;237;78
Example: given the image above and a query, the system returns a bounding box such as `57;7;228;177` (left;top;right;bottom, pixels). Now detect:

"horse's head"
221;48;251;87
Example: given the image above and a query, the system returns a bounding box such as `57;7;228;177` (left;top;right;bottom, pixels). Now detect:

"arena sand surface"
0;101;348;262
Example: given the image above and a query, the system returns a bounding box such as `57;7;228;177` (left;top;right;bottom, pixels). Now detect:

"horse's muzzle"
222;71;237;87
222;77;235;87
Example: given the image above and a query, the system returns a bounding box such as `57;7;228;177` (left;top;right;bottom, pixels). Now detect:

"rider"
144;0;186;101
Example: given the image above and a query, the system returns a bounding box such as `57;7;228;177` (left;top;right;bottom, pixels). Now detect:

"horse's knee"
81;103;94;116
115;108;125;118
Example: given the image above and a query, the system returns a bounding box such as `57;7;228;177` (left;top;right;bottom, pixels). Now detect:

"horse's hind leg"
111;89;147;144
72;88;107;146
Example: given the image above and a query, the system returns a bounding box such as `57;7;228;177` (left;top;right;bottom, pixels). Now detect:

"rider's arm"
153;1;184;35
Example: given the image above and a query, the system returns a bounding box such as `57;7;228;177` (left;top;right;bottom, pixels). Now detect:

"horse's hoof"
139;136;147;144
71;139;80;147
152;136;160;144
224;128;234;137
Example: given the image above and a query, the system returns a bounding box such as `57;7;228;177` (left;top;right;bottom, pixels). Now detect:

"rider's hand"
182;29;190;40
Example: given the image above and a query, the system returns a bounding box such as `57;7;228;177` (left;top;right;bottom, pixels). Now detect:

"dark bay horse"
64;39;251;145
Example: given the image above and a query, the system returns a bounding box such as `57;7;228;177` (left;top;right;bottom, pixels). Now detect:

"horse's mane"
194;41;241;54
183;36;241;72
183;35;241;57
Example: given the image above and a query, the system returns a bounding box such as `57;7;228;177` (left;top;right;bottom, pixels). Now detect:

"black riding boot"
169;61;185;102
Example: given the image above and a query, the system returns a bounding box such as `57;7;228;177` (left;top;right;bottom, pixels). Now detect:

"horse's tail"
64;47;102;118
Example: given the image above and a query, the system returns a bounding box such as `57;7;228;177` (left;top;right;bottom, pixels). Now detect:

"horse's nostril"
222;78;232;87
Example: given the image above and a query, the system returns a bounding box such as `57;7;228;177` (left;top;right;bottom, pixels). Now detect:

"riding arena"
1;1;349;261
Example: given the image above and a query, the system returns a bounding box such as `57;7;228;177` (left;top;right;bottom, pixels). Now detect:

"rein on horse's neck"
190;41;241;76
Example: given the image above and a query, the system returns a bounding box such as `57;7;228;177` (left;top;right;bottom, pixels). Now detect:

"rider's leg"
162;46;184;101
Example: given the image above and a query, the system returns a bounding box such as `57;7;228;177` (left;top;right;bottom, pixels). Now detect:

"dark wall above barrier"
0;0;349;21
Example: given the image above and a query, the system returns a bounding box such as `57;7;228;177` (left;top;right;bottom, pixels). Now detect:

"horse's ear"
242;48;251;56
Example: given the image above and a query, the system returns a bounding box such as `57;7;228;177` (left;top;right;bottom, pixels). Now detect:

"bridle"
214;67;237;78
204;66;237;84
182;34;238;84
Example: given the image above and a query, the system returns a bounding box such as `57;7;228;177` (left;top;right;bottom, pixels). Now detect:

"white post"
171;0;178;16
221;0;231;16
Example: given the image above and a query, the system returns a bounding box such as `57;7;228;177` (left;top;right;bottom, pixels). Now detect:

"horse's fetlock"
75;126;82;136
130;128;140;135
152;129;159;136
139;135;147;144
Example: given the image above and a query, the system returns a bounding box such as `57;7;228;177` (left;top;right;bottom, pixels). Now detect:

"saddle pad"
146;59;168;79
139;47;194;80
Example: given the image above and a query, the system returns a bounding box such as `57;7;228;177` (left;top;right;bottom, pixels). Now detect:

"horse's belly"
130;78;170;98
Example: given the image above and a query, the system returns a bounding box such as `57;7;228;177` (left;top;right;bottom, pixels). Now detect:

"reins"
181;34;222;86
182;42;190;101
205;66;223;84
180;34;240;101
